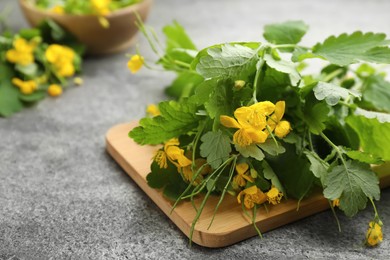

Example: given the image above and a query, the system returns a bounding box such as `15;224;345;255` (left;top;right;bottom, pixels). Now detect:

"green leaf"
313;81;361;106
165;71;203;99
19;91;46;103
360;76;390;112
200;131;232;169
204;79;234;119
303;100;330;135
262;160;285;195
19;28;41;39
259;67;290;102
356;46;390;64
15;63;39;77
266;143;315;200
346;113;390;160
304;151;327;186
129;100;200;145
147;160;189;201
312;32;389;66
163;21;197;51
354;107;390;123
192;78;217;105
263;20;309;45
323;160;380;217
264;54;300;86
196;43;259;80
342;147;384;165
0;63;24;117
235;144;265;161
257;139;286;156
147;161;171;189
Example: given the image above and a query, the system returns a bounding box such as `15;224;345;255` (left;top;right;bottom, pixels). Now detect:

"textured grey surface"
1;0;390;259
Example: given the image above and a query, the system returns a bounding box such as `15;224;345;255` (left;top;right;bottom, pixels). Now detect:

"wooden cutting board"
105;121;390;248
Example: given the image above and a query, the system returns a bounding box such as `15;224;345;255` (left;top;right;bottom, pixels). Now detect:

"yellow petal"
220;115;241;129
274;101;286;121
243;185;258;195
234;106;253;128
246;128;268;144
233;128;253;147
275;120;291;138
235;163;249;175
250;101;275;116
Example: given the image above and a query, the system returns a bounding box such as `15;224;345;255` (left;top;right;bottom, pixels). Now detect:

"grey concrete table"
1;0;390;259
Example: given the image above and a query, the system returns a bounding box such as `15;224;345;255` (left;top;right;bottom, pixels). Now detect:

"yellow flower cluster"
45;44;76;77
12;78;37;95
233;164;284;209
366;221;383;246
91;0;112;16
6;38;36;66
220;101;291;147
154;139;210;185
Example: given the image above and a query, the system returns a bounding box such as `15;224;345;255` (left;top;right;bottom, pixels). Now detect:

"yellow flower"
153;139;191;169
90;0;111;16
182;158;211;185
237;185;267;209
127;55;144;74
47;84;63;97
220;103;272;147
332;199;340;207
366;221;383;247
6;38;36;66
267;101;291;138
146;104;160;117
233;163;253;188
51;5;64;14
12;78;37;95
266;187;283;205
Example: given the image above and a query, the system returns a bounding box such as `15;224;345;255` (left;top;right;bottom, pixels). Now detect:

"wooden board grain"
105;122;390;248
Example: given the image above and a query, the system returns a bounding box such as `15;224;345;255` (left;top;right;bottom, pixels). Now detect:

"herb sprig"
128;20;390;247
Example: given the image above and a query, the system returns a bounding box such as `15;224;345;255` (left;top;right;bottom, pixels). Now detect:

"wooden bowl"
19;0;152;55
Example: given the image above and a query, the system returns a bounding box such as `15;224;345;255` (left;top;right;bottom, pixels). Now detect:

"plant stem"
207;156;237;229
320;132;348;169
251;59;264;104
323;68;344;82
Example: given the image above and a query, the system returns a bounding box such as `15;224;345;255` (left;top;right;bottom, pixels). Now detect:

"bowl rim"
19;0;152;19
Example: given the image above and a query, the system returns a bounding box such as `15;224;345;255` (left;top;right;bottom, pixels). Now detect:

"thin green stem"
320;132;348;169
188;165;227;246
308;132;314;152
369;197;380;219
322;68;344;82
207;156;237;229
252;204;263;238
251;59;264;104
328;200;342;232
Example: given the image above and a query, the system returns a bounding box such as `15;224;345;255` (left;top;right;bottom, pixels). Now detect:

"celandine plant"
0;19;84;117
128;20;390;246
